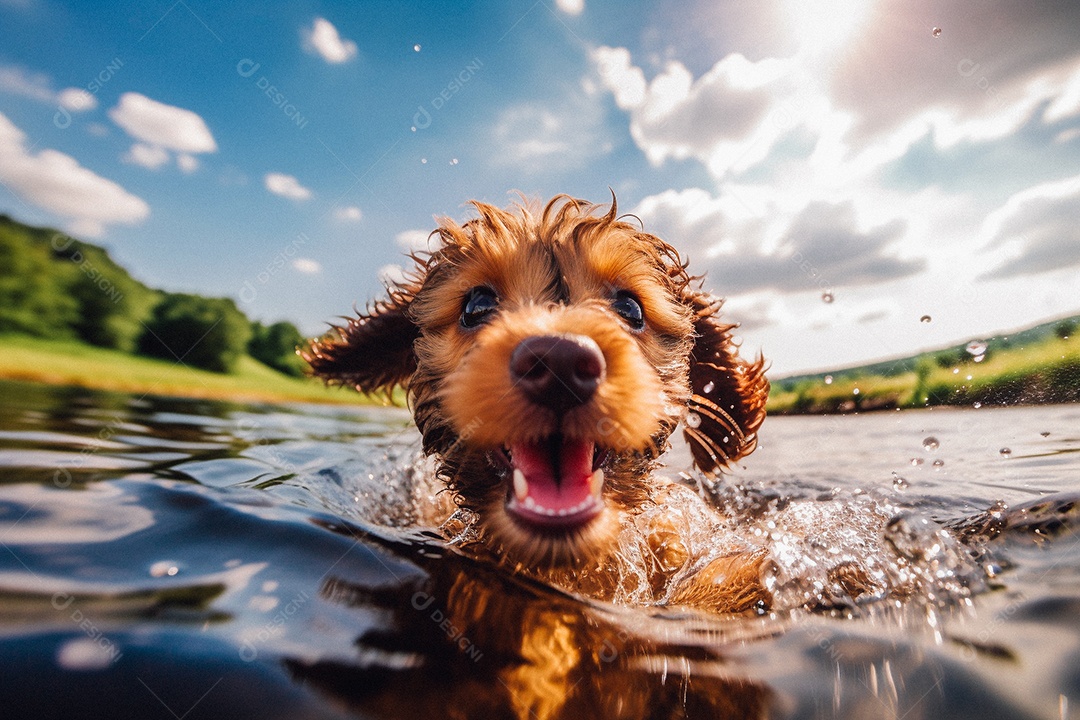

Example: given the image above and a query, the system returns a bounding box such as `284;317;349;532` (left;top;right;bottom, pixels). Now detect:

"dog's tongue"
508;437;600;522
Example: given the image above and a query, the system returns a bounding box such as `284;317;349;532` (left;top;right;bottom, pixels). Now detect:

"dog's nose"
510;335;605;412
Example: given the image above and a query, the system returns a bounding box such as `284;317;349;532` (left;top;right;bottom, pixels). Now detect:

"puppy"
305;195;770;611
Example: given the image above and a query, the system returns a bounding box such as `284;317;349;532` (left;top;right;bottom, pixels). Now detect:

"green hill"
0;215;365;403
768;314;1080;414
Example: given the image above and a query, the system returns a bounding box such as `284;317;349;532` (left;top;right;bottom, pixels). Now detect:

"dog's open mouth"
499;435;607;529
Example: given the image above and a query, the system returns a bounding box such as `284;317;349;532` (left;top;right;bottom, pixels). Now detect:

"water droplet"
824;375;833;385
920;315;932;323
421;157;427;164
965;340;987;357
892;472;910;490
973;402;982;408
998;447;1012;457
57;638;116;671
685;412;701;428
932;459;945;469
922;437;940;451
932;27;942;37
413;44;422;52
910;457;924;466
852;387;860;395
450;157;459;165
821;291;834;303
973;354;985;363
410;126;417;132
702;380;715;394
150;560;180;577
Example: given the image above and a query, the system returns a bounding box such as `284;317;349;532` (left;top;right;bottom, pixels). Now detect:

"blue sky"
1;0;1079;375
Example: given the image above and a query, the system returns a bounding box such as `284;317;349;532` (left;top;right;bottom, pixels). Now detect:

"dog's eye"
612;291;644;330
461;287;499;328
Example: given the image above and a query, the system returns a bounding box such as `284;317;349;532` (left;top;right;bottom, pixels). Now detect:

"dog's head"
305;196;768;567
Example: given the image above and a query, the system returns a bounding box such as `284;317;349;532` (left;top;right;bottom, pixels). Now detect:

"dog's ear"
681;291;769;474
302;286;419;396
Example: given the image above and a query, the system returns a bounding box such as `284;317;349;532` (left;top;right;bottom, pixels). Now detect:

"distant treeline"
0;215;306;376
769;314;1080;414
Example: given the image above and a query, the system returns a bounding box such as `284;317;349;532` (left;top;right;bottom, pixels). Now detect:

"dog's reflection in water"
290;536;770;720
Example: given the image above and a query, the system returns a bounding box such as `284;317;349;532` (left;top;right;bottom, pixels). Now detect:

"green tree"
138;293;252;373
248;321;307;377
51;239;159;352
0;222;79;337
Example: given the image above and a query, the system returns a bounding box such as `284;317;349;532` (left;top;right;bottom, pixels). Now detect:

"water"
0;378;1078;719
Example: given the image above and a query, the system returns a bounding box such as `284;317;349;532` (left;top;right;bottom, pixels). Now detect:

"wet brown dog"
305;195;770;609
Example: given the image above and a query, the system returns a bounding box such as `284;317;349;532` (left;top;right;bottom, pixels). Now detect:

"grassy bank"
768;329;1080;414
0;334;373;405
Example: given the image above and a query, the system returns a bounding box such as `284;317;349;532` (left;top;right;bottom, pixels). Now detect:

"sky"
1;0;1079;376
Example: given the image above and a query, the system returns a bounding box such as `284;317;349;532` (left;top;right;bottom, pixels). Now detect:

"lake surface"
0;377;1078;719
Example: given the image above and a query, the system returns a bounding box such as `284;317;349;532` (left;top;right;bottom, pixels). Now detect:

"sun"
782;0;876;55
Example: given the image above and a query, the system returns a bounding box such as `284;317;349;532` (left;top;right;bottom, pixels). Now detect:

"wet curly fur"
305;195;770;608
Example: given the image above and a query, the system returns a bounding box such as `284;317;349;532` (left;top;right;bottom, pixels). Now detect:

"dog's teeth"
513;469;528;502
590;468;604;498
523;496;537;510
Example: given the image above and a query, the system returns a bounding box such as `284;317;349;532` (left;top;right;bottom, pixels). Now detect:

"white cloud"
123;143;170;170
592;46;646;110
377;263;407;286
395;229;433;252
555;0;584;16
593;0;1080;184
333;205;363;222
302;18;358;64
633;188;922;295
0;111;149;237
291;257;322;274
176;153;199;174
592;46;810;178
0;65;55;103
828;0;1080;145
108;92;217;153
492;93;611;171
264;172;312;201
0;66;99;115
57;87;97;112
979;174;1080;279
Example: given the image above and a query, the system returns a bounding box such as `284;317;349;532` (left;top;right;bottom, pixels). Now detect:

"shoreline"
0;334;377;407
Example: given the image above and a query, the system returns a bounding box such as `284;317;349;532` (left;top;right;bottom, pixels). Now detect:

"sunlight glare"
783;0;874;54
